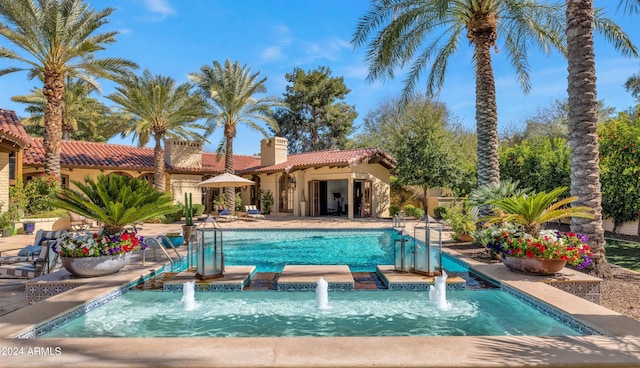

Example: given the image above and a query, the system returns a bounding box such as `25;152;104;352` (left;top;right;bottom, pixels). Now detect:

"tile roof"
0;109;30;148
23;138;260;174
240;148;397;174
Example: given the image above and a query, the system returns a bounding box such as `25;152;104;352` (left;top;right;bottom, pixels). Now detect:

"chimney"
260;137;288;166
164;139;202;168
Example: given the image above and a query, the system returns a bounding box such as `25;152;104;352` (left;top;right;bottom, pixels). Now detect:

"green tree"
357;95;463;212
352;0;566;190
598;112;640;230
107;70;209;192
189;59;280;213
52;174;175;236
565;0;638;278
272;66;357;153
500;136;571;194
11;77;121;142
0;0;137;177
624;72;640;101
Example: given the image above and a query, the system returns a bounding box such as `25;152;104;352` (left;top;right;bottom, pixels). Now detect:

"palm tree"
11;77;119;141
52;174;176;236
352;0;566;189
0;0;137;177
565;0;638;278
107;70;210;192
189;59;280;214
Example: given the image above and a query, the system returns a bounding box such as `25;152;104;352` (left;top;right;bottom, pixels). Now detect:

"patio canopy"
196;173;255;188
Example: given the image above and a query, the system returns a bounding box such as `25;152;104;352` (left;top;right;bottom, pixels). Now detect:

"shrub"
389;205;400;217
442;201;477;241
403;205;424;219
192;204;205;216
433;206;447;219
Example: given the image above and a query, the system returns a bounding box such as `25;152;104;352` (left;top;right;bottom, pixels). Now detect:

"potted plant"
441;201;477;242
479;187;594;275
51;173;176;236
53;230;146;277
259;189;274;214
182;193;196;244
0;205;18;237
22;220;35;235
165;232;184;247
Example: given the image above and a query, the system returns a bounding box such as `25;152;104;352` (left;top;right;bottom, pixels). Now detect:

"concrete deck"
163;266;256;291
1;219;640;367
277;265;355;291
377;265;467;290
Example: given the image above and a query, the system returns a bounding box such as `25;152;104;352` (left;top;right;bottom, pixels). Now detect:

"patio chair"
0;230;66;278
244;205;265;220
69;212;92;231
0;229;67;264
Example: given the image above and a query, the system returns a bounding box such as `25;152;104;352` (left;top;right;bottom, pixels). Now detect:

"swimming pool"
222;229;466;272
42;289;582;338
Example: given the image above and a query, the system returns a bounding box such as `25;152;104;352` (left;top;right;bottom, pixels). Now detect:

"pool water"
222;229;466;273
42;290;582;338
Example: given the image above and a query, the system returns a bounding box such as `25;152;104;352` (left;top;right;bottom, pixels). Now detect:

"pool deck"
1;218;640;367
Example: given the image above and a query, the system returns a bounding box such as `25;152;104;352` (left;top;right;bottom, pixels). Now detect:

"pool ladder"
141;236;184;271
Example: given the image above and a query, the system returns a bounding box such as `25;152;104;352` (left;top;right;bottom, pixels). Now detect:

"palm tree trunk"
474;34;500;190
225;131;235;214
566;0;611;279
42;70;64;179
153;134;165;192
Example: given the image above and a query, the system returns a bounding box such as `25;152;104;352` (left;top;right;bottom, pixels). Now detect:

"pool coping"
2;238;640;366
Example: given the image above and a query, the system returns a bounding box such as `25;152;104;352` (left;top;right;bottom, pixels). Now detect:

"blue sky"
1;0;639;155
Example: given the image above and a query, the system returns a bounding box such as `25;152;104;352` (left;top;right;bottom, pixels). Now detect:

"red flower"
526;250;534;258
82;247;89;255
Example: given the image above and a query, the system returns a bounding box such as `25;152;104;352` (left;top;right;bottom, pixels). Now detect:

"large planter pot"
166;236;184;248
502;256;567;275
61;252;132;278
23;222;35;235
182;225;197;244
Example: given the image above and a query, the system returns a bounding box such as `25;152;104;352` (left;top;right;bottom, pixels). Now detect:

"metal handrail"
141;237;177;269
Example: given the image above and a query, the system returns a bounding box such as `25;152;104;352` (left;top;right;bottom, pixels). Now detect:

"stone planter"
61;252;132;278
502;256;567;275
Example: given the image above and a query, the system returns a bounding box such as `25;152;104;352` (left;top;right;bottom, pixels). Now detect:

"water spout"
181;280;196;311
429;270;451;311
316;277;332;310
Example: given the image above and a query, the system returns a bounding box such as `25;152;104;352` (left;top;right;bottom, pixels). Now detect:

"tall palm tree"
107;70;209;192
0;0;136;177
189;59;280;213
352;0;566;189
11;76;119;141
566;0;638;278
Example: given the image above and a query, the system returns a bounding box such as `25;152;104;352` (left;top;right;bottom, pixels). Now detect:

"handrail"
142;237;177;269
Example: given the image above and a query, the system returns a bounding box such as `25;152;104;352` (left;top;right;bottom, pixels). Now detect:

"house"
1;108;396;219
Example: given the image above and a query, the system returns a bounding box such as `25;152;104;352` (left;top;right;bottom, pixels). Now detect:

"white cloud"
261;46;284;61
142;0;175;18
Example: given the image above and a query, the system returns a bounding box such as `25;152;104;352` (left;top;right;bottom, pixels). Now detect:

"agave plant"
469;179;531;215
481;187;593;237
52;174;175;236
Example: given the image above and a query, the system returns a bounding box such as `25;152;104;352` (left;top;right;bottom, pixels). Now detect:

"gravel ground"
446;236;640;322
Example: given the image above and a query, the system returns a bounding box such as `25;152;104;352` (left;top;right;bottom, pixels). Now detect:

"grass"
605;239;640;272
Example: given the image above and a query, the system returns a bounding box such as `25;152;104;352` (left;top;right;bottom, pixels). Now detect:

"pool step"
162;266;256;292
277;265;355;291
377;265;467;291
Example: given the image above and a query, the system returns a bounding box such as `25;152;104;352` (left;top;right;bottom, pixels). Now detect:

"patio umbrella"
196;173;255;188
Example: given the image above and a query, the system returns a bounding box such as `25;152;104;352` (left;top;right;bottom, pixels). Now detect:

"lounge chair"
69;212;92;231
214;204;238;222
0;230;66;278
0;230;67;264
244;205;265;219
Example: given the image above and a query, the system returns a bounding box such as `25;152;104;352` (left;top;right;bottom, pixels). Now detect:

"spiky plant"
482;187;593;237
469;179;532;215
52;174;175;236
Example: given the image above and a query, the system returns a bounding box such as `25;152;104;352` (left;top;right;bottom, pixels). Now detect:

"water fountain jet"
429;270;451;311
316;277;332;310
181;280;196;311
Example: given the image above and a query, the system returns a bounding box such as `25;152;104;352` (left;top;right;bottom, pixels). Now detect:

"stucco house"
0;108;396;220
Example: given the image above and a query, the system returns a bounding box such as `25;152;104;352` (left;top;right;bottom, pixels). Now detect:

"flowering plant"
483;227;593;269
53;231;145;258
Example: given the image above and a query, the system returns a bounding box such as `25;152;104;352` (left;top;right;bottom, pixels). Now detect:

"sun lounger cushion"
219;209;230;215
247;209;260;215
